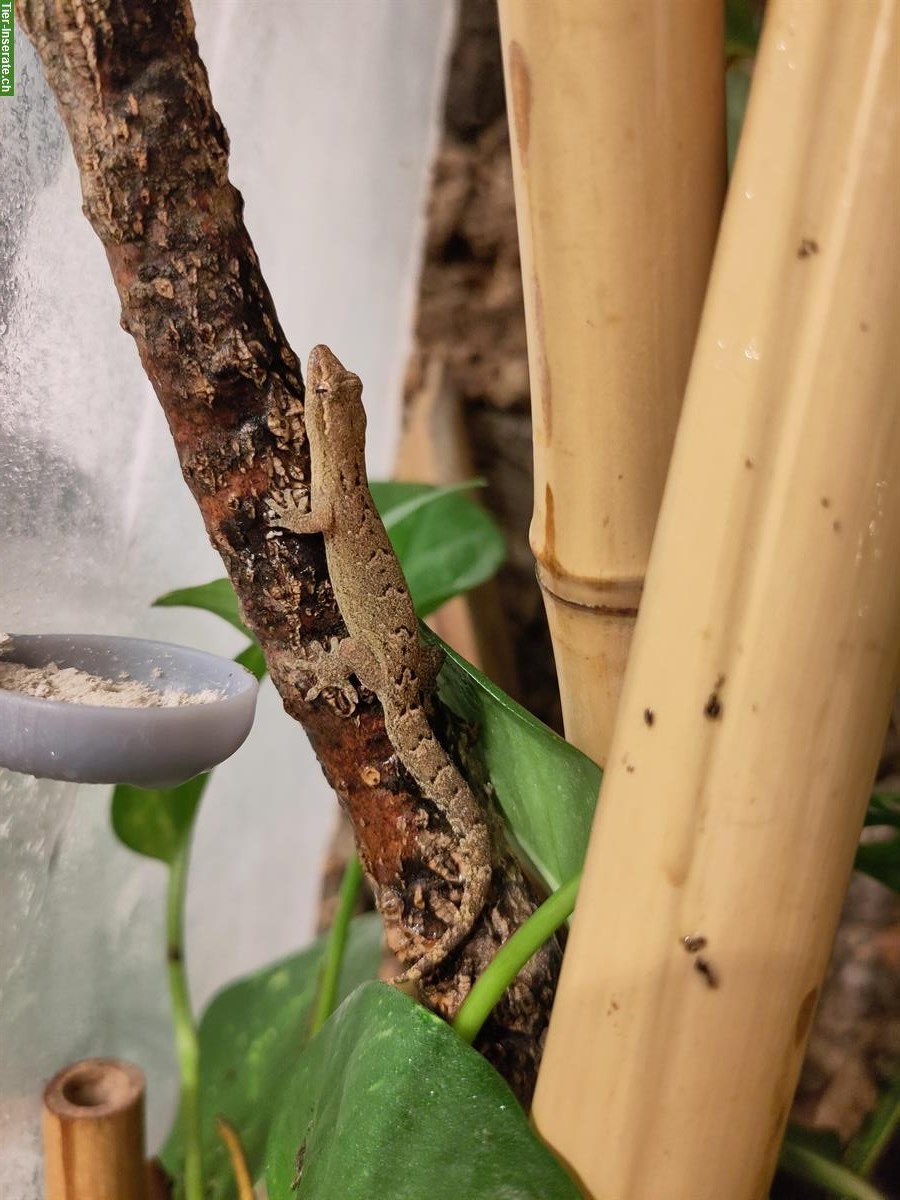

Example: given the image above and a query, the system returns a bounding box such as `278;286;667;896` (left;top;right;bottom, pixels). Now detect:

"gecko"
267;344;492;978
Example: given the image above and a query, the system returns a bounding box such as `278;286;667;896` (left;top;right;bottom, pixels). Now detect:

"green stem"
453;871;581;1046
310;856;364;1036
167;834;203;1200
844;1070;900;1178
779;1140;887;1200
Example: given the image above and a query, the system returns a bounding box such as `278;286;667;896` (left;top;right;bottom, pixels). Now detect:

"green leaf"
724;0;758;173
726;61;753;172
265;982;581;1200
853;836;900;893
154;579;251;637
855;793;900;892
725;0;762;59
779;1126;887;1200
235;640;268;681
430;630;600;892
160;914;384;1196
865;792;900;829
782;1123;844;1163
372;480;505;617
111;773;209;865
845;1066;900;1177
372;478;486;530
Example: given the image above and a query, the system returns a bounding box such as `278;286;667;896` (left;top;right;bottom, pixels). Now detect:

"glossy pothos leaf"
160;915;384;1197
265;982;581;1200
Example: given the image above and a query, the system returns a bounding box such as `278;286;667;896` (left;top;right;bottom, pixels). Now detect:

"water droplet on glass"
743;339;760;361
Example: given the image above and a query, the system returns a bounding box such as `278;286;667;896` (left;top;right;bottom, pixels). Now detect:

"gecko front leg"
267;491;333;538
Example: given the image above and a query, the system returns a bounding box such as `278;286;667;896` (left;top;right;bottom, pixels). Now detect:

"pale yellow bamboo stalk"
532;2;900;1197
497;0;725;764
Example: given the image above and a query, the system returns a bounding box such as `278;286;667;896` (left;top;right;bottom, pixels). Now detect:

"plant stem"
844;1070;900;1179
453;872;581;1046
167;834;202;1200
309;856;364;1036
216;1117;254;1200
778;1140;886;1200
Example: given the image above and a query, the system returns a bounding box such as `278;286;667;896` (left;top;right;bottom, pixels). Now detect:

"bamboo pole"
43;1058;148;1200
497;0;725;764
395;355;518;693
532;2;900;1197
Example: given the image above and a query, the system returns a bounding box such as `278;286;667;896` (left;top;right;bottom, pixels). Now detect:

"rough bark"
17;0;559;1103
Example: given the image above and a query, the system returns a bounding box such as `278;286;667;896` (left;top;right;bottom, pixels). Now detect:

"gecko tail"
391;926;466;986
391;855;493;985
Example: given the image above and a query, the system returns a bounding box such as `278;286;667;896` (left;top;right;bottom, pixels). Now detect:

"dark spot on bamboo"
682;933;707;953
643;708;654;726
794;987;818;1046
695;957;719;988
704;693;722;720
745;457;754;469
820;496;831;508
833;519;842;532
544;483;557;568
508;40;531;161
797;237;819;258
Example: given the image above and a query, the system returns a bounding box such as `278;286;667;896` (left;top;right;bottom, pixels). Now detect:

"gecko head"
306;344;362;403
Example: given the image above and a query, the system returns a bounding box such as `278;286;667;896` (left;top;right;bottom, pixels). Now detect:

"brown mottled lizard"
267;344;492;977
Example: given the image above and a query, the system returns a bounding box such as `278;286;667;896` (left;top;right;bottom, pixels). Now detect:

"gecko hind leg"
331;636;385;697
299;635;386;713
298;637;359;709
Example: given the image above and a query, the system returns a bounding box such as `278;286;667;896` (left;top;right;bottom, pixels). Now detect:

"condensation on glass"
0;3;452;1192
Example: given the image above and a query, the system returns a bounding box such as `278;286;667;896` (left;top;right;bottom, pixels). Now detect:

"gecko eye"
314;385;329;396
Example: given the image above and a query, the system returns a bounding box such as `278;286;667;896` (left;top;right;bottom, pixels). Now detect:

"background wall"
0;1;454;1192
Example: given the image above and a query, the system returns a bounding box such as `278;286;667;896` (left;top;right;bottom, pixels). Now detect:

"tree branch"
17;0;560;1102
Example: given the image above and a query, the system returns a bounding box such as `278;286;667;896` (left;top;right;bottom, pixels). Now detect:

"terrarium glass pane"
0;3;451;1193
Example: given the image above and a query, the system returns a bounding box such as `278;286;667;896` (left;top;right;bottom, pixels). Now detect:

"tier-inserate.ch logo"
0;1;12;98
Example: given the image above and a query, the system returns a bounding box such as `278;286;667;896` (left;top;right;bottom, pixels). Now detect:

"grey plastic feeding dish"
0;634;259;788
